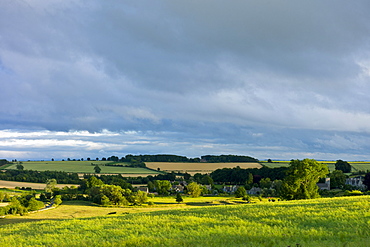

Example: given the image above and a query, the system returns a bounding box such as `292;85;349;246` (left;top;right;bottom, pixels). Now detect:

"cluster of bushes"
0;193;44;216
81;175;133;190
32;176;147;206
0;170;80;184
89;185;148;206
84;176;147;206
41;185;82;201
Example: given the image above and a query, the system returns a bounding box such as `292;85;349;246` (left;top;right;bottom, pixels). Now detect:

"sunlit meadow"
0;196;369;246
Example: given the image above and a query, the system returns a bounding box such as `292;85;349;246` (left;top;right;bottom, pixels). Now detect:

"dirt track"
0;180;78;190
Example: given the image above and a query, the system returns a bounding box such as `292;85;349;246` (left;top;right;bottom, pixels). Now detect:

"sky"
1;0;370;161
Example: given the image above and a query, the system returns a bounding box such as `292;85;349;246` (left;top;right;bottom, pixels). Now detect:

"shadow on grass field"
0;196;244;226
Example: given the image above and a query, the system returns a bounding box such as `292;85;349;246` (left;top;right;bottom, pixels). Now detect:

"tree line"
210;166;288;184
49;154;259;163
101;154;259;163
0;170;80;184
201;155;259;163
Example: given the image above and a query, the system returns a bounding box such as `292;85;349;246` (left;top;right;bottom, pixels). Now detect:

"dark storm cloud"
1;0;370;160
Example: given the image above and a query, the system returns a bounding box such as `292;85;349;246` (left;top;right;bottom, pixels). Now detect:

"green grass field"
0;188;25;195
0;196;369;246
260;161;291;168
5;161;161;175
349;162;370;172
0;196;240;225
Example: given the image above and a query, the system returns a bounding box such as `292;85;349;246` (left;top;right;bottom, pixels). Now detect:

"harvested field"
0;180;78;190
145;162;262;175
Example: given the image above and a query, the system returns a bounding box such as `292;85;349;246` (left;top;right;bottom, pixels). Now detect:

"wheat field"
145;162;262;175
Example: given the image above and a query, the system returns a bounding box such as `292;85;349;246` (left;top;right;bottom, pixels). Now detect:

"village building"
345;176;366;190
317;177;330;190
222;185;238;193
172;184;185;193
248;187;262;195
136;187;149;193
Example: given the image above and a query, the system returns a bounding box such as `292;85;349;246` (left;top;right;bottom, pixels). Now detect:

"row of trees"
201;155;259;163
55;154;259;163
0;170;80;184
84;176;147;206
210;166;288;184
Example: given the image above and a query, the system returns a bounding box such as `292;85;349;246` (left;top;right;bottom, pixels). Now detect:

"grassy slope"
0;196;369;246
5;161;161;174
350;162;370;172
0;196;236;225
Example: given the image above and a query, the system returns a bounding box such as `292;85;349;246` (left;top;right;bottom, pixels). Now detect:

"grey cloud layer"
1;0;370;159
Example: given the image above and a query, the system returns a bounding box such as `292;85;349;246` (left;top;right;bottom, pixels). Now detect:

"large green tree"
259;178;272;189
335;160;351;173
94;165;102;173
329;170;346;189
234;186;247;198
87;176;104;188
175;193;183;203
27;197;44;211
201;175;214;186
0;192;5;203
280;159;328;200
16;162;24;170
126;190;148;206
45;179;57;193
154;180;171;195
187;182;202;197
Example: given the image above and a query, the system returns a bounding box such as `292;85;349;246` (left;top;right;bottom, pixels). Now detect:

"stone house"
222;185;238;193
317;177;330;190
248;187;262;195
345;176;366;190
